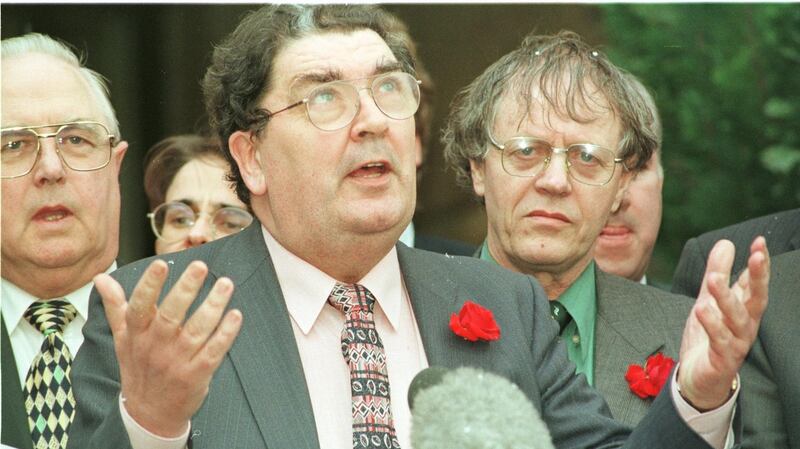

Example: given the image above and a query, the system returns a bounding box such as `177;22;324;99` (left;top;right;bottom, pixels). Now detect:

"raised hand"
93;260;243;437
677;236;770;411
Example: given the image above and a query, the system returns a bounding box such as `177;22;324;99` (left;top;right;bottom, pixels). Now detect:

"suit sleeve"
672;237;707;297
70;284;134;449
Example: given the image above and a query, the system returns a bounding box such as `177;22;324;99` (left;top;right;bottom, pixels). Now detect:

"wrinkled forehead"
492;72;620;135
1;53;106;128
268;29;398;96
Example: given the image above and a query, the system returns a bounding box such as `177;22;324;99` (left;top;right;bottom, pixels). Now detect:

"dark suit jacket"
71;222;711;449
672;208;800;297
414;233;477;257
594;270;693;427
1;318;34;449
739;249;800;449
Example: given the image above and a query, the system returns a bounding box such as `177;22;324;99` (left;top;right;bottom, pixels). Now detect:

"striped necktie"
23;299;77;449
328;283;400;449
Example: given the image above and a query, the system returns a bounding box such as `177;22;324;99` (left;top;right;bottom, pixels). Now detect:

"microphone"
408;366;554;449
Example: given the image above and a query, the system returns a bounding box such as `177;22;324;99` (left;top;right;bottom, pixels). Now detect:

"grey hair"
202;4;416;205
443;31;658;189
625;73;664;176
1;33;120;138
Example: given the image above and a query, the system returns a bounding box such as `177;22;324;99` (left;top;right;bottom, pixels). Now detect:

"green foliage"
602;4;800;282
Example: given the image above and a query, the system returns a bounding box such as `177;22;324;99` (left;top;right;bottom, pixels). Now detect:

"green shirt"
479;240;597;385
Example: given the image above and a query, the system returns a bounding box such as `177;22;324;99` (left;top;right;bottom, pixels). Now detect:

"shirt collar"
1;261;116;333
478;239;499;263
398;222;415;248
261;226;404;335
556;261;597;360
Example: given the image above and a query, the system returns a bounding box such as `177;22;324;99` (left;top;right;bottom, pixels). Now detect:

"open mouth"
33;206;73;223
350;161;389;178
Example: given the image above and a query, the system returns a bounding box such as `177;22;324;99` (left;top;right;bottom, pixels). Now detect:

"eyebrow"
176;199;242;211
288;59;406;98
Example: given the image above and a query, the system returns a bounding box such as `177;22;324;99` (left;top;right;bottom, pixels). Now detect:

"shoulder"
695;208;800;249
597;270;694;316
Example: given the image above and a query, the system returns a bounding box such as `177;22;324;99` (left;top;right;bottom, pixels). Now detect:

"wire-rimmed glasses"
147;201;254;243
1;121;116;179
488;133;626;186
255;71;421;131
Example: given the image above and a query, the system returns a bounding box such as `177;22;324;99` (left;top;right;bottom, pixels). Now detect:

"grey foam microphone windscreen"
409;366;554;449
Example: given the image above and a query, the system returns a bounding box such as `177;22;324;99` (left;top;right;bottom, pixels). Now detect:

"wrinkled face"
595;152;663;282
470;90;631;277
1;53;126;293
233;30;417;257
154;156;248;255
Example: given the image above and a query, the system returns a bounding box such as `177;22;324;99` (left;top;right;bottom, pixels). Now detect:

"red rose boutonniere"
449;300;501;342
625;353;676;399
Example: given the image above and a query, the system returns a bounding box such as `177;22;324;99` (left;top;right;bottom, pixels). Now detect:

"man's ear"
469;159;486;197
414;135;424;169
611;168;634;213
111;141;128;176
229;130;267;196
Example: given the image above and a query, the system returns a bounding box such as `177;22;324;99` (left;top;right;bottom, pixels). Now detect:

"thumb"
94;273;128;336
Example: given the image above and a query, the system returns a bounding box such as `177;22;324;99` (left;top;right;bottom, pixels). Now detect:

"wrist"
677;370;739;412
121;394;190;438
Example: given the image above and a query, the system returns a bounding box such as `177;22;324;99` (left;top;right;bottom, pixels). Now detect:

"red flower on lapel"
449;301;501;342
625;353;676;399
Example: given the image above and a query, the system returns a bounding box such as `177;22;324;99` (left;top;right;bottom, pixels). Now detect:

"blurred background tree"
602;4;800;282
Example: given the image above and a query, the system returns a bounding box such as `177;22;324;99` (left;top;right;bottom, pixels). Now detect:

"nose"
349;87;389;140
32;136;66;186
186;214;213;247
533;152;571;196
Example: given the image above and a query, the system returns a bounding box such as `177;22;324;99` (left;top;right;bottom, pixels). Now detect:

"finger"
94;273;128;336
743;236;770;319
183;277;235;352
707;271;749;338
127;260;169;331
695;300;735;369
192;309;243;377
699;239;736;297
158;261;209;325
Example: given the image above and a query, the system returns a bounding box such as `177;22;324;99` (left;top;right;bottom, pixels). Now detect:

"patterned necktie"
23;299;78;449
328;283;400;449
549;300;572;334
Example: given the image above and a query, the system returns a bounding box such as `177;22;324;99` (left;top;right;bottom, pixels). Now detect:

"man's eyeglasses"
1;121;116;179
255;71;421;132
147;201;254;243
488;133;626;186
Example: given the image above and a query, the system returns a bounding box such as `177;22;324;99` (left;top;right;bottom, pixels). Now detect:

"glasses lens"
500;137;552;177
372;72;420;120
566;144;617;185
1;129;39;178
56;123;112;171
153;202;196;242
212;207;253;237
306;82;358;131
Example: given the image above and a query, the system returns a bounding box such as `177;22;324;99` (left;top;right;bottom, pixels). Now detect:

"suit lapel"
1;316;34;449
593;270;666;423
397;244;491;368
207;223;319;449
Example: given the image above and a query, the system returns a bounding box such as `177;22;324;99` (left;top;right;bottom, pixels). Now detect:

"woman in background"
144;135;252;255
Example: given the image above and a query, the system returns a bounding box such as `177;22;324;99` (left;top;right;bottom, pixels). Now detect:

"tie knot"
327;282;376;315
23;299;77;336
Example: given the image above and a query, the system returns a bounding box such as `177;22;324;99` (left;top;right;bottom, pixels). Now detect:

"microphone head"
408;366;449;411
410;367;554;449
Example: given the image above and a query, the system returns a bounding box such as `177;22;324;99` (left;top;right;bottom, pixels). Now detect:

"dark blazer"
739;249;800;449
594;270;693;427
71;222;712;449
672;208;800;297
1;318;34;449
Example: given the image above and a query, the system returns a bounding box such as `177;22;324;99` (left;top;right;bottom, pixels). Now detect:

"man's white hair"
2;33;120;137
